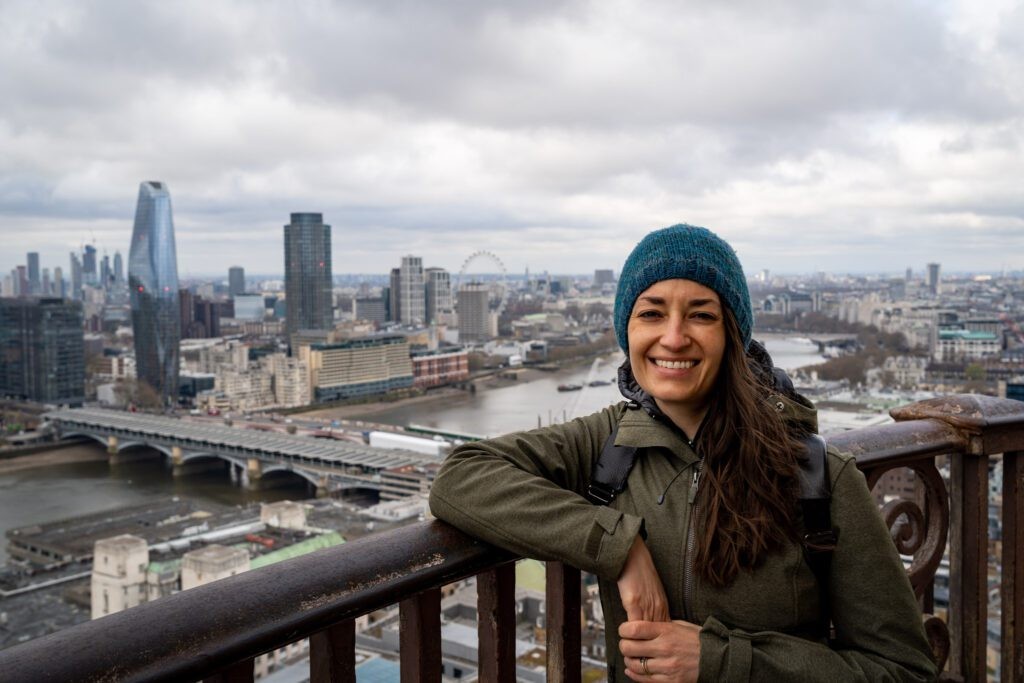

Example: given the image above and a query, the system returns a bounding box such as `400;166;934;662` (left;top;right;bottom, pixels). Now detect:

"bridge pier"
245;458;263;491
316;476;330;499
171;446;185;477
107;436;118;455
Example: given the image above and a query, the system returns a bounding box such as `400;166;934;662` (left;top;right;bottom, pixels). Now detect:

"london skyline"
2;1;1023;276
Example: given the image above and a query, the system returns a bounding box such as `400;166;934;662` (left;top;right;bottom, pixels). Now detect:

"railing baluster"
310;619;356;683
948;451;988;681
1003;451;1024;683
546;561;581;683
400;587;442;683
477;563;517;682
202;658;255;683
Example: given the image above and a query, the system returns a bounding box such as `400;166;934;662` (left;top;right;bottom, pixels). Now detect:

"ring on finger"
640;656;651;676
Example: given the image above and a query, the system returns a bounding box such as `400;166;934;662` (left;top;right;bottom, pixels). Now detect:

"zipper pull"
688;465;702;504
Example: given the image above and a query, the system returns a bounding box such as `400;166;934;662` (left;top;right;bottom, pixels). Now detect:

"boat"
557;383;583;392
587;379;611;387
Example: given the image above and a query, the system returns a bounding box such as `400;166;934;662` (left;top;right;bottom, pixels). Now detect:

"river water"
362;333;823;436
0;334;822;564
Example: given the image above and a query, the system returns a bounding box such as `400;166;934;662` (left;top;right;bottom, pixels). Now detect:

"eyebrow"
635;296;720;308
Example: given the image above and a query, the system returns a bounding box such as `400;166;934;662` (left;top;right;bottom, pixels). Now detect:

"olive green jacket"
428;399;937;682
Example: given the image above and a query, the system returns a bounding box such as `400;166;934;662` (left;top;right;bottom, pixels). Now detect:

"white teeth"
653;359;696;369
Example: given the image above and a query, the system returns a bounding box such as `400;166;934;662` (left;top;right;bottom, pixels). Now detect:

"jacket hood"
617;338;818;435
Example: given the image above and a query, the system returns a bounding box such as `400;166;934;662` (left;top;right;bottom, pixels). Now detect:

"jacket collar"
614;404;698;463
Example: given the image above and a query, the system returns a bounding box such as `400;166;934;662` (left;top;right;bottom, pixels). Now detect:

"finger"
622;658;669;681
619;638;656;658
619;619;668;640
623;656;652;677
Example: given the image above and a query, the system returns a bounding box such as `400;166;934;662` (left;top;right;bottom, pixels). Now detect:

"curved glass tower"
129;181;181;405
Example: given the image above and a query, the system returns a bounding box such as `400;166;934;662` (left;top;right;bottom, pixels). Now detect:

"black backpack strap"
587;423;639;505
798;433;838;640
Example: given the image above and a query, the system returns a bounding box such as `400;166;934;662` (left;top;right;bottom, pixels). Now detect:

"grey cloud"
267;0;1011;128
1;0;1023;276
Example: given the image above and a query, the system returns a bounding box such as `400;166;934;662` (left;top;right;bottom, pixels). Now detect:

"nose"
659;316;691;350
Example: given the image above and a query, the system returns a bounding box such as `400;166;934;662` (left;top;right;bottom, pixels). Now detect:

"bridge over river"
43;408;441;498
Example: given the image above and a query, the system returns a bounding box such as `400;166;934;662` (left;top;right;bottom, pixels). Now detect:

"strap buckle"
586;483;616;505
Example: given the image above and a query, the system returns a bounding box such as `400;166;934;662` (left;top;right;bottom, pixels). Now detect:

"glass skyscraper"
284;213;332;342
0;297;85;405
26;253;40;295
128;181;181;404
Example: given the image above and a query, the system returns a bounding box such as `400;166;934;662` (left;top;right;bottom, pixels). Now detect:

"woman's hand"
617;535;669;623
619;620;701;682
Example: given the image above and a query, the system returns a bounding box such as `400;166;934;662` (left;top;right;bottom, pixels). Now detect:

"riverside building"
299;335;413;403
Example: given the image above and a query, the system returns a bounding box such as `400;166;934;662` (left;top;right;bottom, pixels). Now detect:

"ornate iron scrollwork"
864;459;950;666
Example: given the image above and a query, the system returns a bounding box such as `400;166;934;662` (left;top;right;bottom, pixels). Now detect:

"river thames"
0;334;823;564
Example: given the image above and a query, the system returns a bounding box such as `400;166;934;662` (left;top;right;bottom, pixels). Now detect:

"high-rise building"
387;268;400;322
425;267;452;325
927;263;941;296
83;245;97;285
354;296;387;327
129;181;181;404
100;254;111;289
193;298;223;338
399;256;425;326
594;269;615;286
113;252;124;285
283;213;332;343
0;297;85;404
458;283;492;343
26;253;40;295
70;252;83;300
53;267;64;299
179;288;196;339
41;269;51;296
16;266;28;297
228;266;246;296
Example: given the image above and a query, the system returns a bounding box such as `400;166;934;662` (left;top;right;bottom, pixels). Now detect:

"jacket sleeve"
697;454;938;682
428;404;645;581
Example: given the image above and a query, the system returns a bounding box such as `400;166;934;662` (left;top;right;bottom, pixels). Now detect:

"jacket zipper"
682;459;703;623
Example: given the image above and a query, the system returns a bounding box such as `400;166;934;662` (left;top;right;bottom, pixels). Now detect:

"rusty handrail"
1;394;1022;682
0;520;514;682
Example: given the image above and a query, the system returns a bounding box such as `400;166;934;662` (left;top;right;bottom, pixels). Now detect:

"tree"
964;363;987;382
113;379;164;410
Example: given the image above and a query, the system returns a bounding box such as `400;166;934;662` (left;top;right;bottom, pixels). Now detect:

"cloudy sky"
2;0;1023;279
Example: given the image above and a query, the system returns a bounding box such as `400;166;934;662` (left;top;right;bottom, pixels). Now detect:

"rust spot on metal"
300;553;445;611
891;394;1024;432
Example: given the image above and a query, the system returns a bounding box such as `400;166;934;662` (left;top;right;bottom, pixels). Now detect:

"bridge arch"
261;465;322;488
60;432;109;450
179;452;246;469
117;442;174;459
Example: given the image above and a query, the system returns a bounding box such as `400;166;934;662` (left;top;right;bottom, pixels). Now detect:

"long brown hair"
692;309;806;588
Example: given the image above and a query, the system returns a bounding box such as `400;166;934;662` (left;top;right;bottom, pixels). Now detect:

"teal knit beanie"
613;224;753;353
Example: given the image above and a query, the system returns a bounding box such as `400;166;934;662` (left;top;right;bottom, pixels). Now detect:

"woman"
429;225;937;681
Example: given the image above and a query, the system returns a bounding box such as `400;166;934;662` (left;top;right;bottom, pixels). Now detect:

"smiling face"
627;278;727;436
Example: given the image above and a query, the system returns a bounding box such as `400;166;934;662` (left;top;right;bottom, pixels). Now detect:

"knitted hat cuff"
613;225;752;353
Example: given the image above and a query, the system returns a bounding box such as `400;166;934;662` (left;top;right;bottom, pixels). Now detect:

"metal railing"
1;394;1022;682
